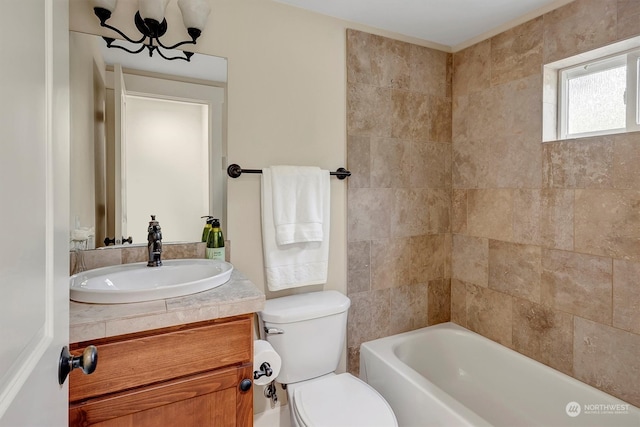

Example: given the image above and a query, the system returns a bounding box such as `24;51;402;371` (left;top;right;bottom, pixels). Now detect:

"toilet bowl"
288;373;397;427
258;290;397;427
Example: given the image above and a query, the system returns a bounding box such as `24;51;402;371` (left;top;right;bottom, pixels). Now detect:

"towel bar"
227;164;351;180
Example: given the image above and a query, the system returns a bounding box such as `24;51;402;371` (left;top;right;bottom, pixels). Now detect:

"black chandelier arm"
92;7;201;63
153;45;194;62
156;37;196;51
100;21;147;45
103;37;147;55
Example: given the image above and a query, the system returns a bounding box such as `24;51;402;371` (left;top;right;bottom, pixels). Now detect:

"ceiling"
272;0;573;49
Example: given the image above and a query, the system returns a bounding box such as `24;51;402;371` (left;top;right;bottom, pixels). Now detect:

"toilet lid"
293;373;397;427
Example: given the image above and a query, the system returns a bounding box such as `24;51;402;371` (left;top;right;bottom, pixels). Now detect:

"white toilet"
259;290;398;427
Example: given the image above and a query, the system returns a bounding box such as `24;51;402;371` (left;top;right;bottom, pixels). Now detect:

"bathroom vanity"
68;270;264;427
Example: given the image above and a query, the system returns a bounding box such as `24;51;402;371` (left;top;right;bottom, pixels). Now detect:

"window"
558;49;640;139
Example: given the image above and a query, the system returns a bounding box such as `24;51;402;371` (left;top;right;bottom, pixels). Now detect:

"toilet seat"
292;373;397;427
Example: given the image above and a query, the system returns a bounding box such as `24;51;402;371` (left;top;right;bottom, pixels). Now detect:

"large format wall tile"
450;279;468;326
574;317;640;407
489;240;541;303
453;39;491;98
512;189;574;250
452;95;469;144
347;187;393;241
490;17;543;87
391;189;430;237
453;135;542;189
391;90;431;141
346;29;410;90
574;189;640;262
370;137;411;188
466;283;513;347
543;0;618;63
451;189;467;234
428;278;451;325
428;189;451;234
466;75;542;142
347;289;391;347
347;241;371;295
541;249;612;324
452;234;488;287
391;91;451;142
390;283;428;334
347;83;392;137
418;234;447;282
512;299;573;375
370;237;413;290
466;189;513;241
410;142;452;189
613;132;640;189
347;135;370;189
409;44;450;97
613;260;640;335
617;0;640;40
542;138;613;189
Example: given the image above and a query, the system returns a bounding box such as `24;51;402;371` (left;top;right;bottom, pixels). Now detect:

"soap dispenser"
201;216;214;242
206;219;225;261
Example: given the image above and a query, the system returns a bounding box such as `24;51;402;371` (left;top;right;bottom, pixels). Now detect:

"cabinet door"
70;364;253;427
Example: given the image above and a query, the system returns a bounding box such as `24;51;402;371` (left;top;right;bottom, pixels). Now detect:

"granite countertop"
69;269;265;343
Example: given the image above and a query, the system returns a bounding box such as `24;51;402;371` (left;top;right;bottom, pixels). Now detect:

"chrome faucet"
147;215;163;267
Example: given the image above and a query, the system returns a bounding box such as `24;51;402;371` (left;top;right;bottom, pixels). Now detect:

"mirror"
69;31;227;248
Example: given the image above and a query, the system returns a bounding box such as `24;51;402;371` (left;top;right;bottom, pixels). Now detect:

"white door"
0;0;70;425
114;64;128;244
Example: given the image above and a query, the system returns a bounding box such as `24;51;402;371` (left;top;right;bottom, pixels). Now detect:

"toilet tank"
259;290;351;384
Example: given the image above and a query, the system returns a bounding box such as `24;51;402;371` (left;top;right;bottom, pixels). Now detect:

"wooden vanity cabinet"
69;314;254;427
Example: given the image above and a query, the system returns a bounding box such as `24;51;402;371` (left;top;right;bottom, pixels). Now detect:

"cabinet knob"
58;345;98;385
239;378;252;392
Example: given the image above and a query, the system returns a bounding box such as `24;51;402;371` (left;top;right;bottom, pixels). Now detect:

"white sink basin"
70;259;234;304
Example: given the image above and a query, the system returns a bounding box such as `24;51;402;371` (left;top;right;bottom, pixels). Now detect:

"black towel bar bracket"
227;163;351;180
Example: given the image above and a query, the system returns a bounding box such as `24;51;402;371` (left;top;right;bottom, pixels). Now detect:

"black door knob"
58;345;98;385
239;378;252;392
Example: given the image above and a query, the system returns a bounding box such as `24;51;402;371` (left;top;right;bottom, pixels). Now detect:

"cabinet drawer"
70;315;252;403
69;365;250;426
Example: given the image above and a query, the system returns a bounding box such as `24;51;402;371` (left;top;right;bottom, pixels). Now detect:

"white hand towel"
261;167;330;291
270;165;324;245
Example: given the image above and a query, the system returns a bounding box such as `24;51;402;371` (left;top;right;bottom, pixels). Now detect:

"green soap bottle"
201;216;214;242
206;219;225;261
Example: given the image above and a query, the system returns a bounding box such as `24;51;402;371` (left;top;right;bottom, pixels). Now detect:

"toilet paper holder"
254;362;273;380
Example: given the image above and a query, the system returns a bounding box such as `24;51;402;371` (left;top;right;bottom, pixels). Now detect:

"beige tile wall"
451;0;640;406
347;0;640;408
346;29;452;375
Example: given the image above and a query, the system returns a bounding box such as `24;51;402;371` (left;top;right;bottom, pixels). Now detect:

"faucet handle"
148;215;161;230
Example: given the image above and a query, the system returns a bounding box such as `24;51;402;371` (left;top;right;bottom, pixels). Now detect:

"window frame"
558;48;640;140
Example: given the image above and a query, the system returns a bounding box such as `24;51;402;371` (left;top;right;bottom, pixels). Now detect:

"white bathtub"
360;322;640;427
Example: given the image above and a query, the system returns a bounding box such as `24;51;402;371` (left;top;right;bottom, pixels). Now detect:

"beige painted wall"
69;0;444;298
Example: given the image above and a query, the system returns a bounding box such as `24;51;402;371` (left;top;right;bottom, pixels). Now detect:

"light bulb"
92;0;117;12
178;0;211;31
139;0;170;22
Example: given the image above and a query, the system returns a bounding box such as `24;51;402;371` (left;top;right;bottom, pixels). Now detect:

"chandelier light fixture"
91;0;211;62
